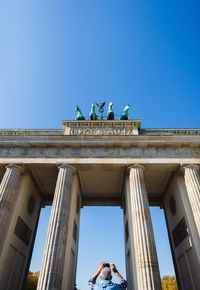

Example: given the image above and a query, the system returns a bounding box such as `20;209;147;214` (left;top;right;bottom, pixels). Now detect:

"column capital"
127;164;145;173
180;164;199;173
57;164;76;173
6;164;24;174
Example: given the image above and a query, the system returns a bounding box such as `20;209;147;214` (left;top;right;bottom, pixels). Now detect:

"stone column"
37;164;76;290
0;164;23;256
128;165;162;290
181;165;200;237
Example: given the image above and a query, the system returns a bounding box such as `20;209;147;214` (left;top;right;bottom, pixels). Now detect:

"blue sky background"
0;0;200;289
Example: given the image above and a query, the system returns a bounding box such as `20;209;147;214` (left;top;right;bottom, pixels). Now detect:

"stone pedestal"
182;165;200;237
0;164;23;256
37;164;76;290
128;165;162;290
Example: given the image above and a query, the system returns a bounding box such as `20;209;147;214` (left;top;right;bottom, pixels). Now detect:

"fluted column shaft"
182;165;200;237
0;164;23;256
128;165;161;290
37;164;76;290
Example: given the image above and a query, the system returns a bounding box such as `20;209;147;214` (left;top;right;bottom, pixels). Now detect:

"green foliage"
161;276;178;290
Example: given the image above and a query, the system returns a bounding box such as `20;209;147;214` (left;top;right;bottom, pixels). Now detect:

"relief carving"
70;128;136;136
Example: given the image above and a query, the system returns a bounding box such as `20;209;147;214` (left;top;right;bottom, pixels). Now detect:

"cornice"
0;129;63;136
140;129;200;136
0;127;200;138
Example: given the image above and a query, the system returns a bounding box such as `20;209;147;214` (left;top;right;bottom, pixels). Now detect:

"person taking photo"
88;262;127;289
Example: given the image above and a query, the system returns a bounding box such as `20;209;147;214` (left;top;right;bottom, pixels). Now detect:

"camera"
104;263;110;268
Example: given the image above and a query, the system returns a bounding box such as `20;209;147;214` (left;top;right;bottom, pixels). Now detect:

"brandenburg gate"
0;120;200;290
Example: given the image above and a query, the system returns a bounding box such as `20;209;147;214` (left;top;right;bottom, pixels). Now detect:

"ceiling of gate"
77;163;179;206
0;163;179;206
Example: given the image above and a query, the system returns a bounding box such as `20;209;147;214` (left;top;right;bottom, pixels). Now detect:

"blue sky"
0;0;200;289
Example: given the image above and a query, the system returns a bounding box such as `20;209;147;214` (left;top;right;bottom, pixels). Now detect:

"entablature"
0;121;199;160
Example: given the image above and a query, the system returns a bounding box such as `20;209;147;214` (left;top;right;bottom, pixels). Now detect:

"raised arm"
88;262;105;289
110;263;128;289
91;262;105;281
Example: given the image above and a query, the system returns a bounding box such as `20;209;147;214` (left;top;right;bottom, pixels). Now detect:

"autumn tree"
161;276;178;290
25;271;39;290
25;272;80;290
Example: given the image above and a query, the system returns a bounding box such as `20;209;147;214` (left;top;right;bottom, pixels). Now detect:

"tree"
161;276;178;290
25;271;39;290
25;272;80;290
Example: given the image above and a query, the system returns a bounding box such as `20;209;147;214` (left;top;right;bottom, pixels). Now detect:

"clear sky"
0;0;200;289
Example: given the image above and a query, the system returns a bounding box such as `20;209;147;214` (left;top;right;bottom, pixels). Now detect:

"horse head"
91;102;96;112
75;105;80;112
124;104;130;112
108;102;113;111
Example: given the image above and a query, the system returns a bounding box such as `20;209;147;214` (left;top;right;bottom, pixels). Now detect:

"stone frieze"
0;147;199;159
